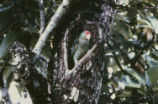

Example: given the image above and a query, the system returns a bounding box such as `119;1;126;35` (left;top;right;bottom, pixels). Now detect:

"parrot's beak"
85;34;91;40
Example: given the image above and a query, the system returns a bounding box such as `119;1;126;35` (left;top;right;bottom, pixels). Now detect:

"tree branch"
10;41;49;104
65;43;97;79
63;28;69;71
39;0;45;34
129;41;152;65
107;42;139;78
33;0;72;56
0;3;14;12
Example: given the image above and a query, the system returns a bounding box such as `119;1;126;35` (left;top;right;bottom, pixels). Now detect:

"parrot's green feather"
72;31;91;64
71;39;79;56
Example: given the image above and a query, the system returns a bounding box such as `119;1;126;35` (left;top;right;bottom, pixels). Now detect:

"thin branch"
39;0;45;34
65;44;97;79
63;28;69;71
107;42;134;77
33;0;72;56
112;51;134;77
0;3;14;12
129;41;152;65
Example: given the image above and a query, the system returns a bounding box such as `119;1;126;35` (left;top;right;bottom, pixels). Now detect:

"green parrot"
72;30;91;64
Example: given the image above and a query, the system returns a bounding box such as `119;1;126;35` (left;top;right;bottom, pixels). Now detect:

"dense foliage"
100;0;158;104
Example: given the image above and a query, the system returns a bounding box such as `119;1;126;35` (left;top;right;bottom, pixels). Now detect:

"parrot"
72;30;91;64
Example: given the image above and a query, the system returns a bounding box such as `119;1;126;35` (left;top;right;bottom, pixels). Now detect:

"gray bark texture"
48;0;115;104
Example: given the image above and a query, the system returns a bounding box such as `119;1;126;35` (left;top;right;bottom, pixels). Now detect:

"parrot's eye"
85;34;91;40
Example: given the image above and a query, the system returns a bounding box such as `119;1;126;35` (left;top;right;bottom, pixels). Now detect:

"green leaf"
147;17;158;34
118;91;132;97
23;26;39;34
127;8;137;20
123;67;145;85
111;25;130;40
115;13;129;23
0;31;18;59
143;53;158;67
152;49;158;58
146;65;158;86
120;76;142;88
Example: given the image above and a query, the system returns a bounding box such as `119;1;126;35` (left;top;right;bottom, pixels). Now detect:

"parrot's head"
81;30;91;40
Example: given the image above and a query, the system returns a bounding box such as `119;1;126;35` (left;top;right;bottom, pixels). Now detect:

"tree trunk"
48;0;115;103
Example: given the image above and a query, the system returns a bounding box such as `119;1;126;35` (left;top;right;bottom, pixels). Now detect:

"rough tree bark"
48;0;115;103
10;42;49;104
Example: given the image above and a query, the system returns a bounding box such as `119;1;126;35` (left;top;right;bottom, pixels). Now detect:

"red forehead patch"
85;31;91;35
